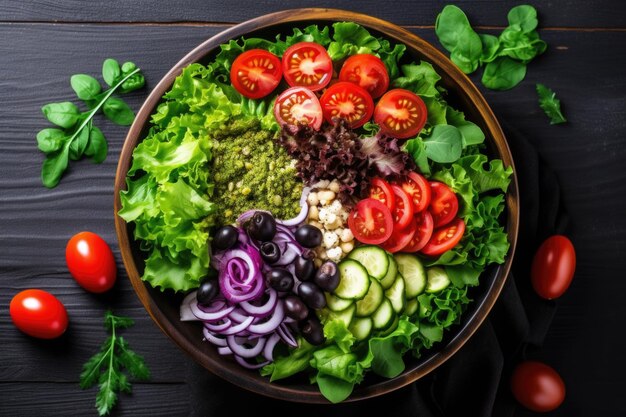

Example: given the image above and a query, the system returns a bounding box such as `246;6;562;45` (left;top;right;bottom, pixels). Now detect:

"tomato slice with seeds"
401;211;434;253
421;218;465;256
381;216;418;253
374;89;428;139
230;49;282;99
348;198;393;245
274;87;323;130
401;172;431;213
390;184;414;230
369;177;395;211
339;54;390;99
282;42;333;91
429;181;459;227
319;81;374;128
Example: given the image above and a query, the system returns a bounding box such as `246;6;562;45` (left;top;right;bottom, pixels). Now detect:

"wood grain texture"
0;6;625;416
1;0;625;28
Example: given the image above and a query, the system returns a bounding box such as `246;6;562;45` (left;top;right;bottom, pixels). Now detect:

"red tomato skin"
531;235;576;300
369;177;396;211
348;198;393;245
420;218;465;256
273;87;323;130
390;184;414;230
511;361;566;412
319;81;374;128
338;54;390;98
373;89;428;139
402;172;431;213
282;42;332;91
230;49;282;99
10;289;69;339
66;231;117;293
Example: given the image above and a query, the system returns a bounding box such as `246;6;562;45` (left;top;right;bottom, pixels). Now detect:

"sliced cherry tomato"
390;184;414;230
401;211;434;253
274;87;323;130
401;172;431;213
66;231;117;293
10;289;68;339
374;88;428;139
319;81;374;128
348;198;393;245
339;54;390;99
429;181;459;227
511;361;566;412
531;235;576;300
369;177;395;211
421;218;465;256
230;49;282;99
381;216;418;253
282;42;332;91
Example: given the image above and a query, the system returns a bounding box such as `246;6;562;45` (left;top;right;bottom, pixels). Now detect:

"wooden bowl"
114;8;519;403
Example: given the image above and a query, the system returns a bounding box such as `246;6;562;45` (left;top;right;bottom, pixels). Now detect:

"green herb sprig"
37;58;145;188
536;83;567;124
80;310;150;416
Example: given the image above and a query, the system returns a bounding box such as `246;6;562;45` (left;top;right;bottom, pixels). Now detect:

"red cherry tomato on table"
282;42;333;91
511;361;566;412
230;49;282;99
381;215;418;253
401;211;434;253
348;198;393;245
401;172;431;213
66;231;117;293
421;218;465;256
373;88;428;139
339;54;390;98
274;87;323;130
428;181;459;228
319;81;374;128
10;289;68;339
369;177;395;211
390;184;414;230
531;235;576;300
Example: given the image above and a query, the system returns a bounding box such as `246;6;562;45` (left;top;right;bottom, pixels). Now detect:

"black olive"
246;212;276;242
266;268;294;292
294;255;316;281
196;279;219;305
260;241;281;264
297;282;327;309
283;295;309;321
299;316;325;345
294;224;323;248
314;261;340;292
212;225;239;250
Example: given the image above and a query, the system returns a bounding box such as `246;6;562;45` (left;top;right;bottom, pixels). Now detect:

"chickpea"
340;241;354;253
307;192;319;206
318;190;336;202
308;205;319;220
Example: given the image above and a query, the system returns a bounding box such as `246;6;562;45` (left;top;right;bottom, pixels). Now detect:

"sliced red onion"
219;248;265;303
240;288;278;317
221;315;254;336
234;355;270;369
204;319;233;333
180;292;198;321
274;243;300;266
228;307;251;323
218;346;233;355
263;333;282;361
277;187;310;226
190;301;235;322
226;335;266;358
247;300;285;335
202;328;228;347
276;323;298;347
236;209;271;225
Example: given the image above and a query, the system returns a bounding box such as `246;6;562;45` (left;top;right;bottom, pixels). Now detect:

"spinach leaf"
103;97;135;126
36;128;66;153
102;58;122;87
507;4;539;33
369;338;405;378
41;143;70;188
423;125;463;163
479;34;500;63
316;373;354;404
84;125;108;163
435;5;482;74
536;83;567;124
42;102;81;128
69;125;91;161
481;57;527;90
404;137;431;175
71;74;102;100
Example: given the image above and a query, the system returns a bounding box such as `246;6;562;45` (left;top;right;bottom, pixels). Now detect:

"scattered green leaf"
481;57;527;90
536;83;567;124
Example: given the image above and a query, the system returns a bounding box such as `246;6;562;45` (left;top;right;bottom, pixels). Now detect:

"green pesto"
210;119;302;225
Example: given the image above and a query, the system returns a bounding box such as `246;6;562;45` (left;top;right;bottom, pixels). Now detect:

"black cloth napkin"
187;123;568;417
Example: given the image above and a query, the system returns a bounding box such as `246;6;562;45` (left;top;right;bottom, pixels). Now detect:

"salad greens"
80;311;150;416
37;58;145;188
536;83;567;124
435;4;546;90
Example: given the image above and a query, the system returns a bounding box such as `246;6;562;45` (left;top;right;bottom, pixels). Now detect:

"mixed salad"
119;22;512;402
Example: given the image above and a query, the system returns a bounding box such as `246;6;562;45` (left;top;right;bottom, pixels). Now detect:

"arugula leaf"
80;311;150;416
536;83;567;124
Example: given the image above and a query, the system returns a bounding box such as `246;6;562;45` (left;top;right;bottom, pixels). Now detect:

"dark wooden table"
1;1;625;416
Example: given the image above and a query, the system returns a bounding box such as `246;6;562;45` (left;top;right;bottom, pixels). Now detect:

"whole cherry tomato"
511;360;566;412
10;289;69;339
66;231;117;293
531;235;576;299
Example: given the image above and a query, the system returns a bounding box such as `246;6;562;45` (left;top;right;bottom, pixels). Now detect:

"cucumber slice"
318;304;356;327
385;275;406;314
426;267;451;293
394;253;427;297
372;299;395;329
335;259;371;300
378;316;399;336
325;292;353;312
348;246;389;280
355;279;383;317
349;317;373;341
379;254;397;289
405;298;419;316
